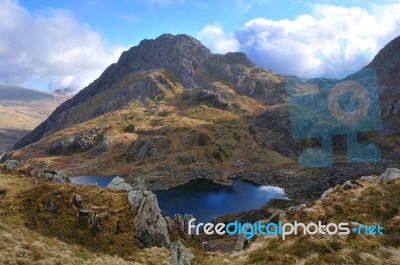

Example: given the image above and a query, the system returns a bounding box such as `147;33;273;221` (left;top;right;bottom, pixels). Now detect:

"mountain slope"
0;86;68;153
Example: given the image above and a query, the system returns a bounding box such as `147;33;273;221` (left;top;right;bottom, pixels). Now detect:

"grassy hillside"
0;170;399;264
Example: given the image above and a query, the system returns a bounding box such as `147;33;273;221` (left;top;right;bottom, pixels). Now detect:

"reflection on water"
154;179;287;223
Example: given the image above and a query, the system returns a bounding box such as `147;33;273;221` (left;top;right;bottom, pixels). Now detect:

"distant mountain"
0;85;54;101
0;85;68;153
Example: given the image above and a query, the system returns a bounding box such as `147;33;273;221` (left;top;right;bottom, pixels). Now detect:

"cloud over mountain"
0;0;124;91
199;3;400;77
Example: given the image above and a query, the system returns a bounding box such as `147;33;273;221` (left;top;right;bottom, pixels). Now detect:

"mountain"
5;34;400;201
0;85;54;101
0;85;68;153
14;34;286;149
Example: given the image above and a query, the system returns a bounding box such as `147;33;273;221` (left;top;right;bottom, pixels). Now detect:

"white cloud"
0;0;125;91
199;3;400;77
197;23;240;54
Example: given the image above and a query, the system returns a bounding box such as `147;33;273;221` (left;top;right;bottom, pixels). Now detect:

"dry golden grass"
0;172;399;265
0;173;171;265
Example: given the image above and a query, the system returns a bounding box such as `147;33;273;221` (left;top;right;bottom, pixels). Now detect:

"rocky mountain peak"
366;35;400;73
12;33;279;150
116;33;212;88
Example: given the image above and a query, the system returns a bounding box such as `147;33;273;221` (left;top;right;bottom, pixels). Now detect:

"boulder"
234;233;248;252
128;190;170;248
341;180;362;190
41;202;56;213
107;176;133;192
73;194;84;209
3;160;20;171
88;211;99;234
170;240;194;265
37;171;70;183
379;168;400;182
183;214;194;234
126;176;147;190
174;214;184;232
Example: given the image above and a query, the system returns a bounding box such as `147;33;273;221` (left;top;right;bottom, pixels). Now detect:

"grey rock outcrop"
3;160;20;171
170;240;194;265
48;126;105;155
195;90;228;109
128;190;170;248
73;194;84;209
379;168;400;182
126;176;147;190
92;137;113;156
36;171;70;183
234;233;248;252
107;176;133;191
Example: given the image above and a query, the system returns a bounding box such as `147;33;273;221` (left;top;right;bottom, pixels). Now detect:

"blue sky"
1;0;400;91
19;0;311;46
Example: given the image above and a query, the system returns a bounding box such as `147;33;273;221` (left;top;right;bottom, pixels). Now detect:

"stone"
379;168;400;182
92;137;113;156
73;194;84;209
128;190;170;248
234;160;244;168
170;240;194;265
3;160;20;171
234;233;248;252
107;176;133;191
341;180;359;190
36;171;70;183
183;214;194;234
174;214;184;232
299;204;307;209
41;202;56;213
88;211;99;233
129;176;147;190
112;222;121;234
360;175;378;182
201;241;211;252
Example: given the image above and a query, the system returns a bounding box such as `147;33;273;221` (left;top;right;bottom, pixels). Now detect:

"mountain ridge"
14;33;285;149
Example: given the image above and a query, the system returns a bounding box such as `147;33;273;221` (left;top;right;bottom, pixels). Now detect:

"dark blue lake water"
154;179;287;223
70;176;287;223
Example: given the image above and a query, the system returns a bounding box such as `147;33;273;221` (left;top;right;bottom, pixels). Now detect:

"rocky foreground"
0;164;399;264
